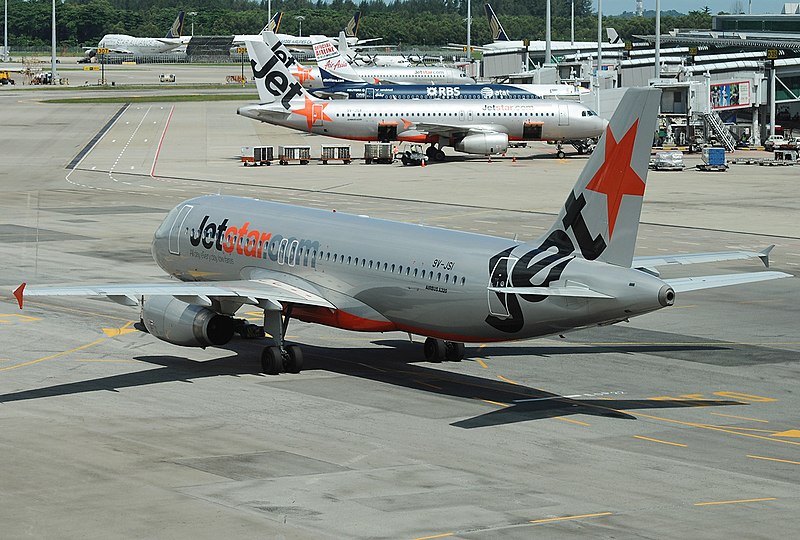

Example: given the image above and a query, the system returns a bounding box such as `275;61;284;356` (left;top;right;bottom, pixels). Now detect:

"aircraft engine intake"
454;132;509;155
141;296;234;348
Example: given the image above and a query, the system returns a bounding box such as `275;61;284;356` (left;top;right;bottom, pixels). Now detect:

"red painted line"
150;105;175;177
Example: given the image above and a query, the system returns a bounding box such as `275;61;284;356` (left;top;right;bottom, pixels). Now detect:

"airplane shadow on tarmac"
0;338;743;428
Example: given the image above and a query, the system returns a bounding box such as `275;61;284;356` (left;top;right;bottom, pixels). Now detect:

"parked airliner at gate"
14;88;790;375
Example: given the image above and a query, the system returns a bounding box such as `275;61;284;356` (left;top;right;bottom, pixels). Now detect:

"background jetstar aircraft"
14;88;791;375
88;11;187;56
239;34;603;160
309;35;586;101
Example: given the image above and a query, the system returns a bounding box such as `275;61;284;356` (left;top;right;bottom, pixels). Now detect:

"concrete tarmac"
1;83;799;539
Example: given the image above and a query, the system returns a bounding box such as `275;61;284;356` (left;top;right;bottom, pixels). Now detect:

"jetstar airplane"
309;35;587;101
13;88;791;375
88;11;187;57
238;34;602;160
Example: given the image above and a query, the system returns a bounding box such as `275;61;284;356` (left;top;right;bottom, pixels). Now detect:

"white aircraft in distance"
239;34;599;160
14;88;791;375
232;11;283;45
450;3;624;57
270;34;474;88
88;11;187;56
265;11;380;52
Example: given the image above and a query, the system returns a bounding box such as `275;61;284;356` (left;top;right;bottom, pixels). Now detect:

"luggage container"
696;147;727;171
320;144;352;164
363;142;394;164
651;151;685;171
241;146;274;166
278;145;312;165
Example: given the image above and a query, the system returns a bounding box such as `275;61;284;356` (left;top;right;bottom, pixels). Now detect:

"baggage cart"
278;145;311;165
364;142;394;164
320;144;352;164
241;146;274;166
696;147;727;171
651;151;685;171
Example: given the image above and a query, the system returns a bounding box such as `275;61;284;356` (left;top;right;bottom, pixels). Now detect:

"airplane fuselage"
314;83;584;100
297;64;474;88
98;35;183;55
152;195;669;342
238;98;605;144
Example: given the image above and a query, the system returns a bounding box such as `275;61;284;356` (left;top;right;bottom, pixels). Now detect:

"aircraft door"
287;239;299;267
168;204;193;255
365;87;374;99
459;110;465;122
487;256;517;318
558;103;569;126
312;104;326;126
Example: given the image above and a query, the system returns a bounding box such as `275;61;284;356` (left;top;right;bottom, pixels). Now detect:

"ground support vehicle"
278;145;311;165
320;145;352;165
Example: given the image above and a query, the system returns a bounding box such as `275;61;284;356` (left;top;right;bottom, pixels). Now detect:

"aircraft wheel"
556;150;566;159
261;346;283;375
285;344;303;374
434;149;446;162
445;341;465;362
423;337;445;362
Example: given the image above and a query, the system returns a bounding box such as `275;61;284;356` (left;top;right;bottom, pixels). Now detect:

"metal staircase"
703;110;737;152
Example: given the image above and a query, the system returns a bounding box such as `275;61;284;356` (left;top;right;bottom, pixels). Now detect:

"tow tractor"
398;143;429;166
554;139;595;159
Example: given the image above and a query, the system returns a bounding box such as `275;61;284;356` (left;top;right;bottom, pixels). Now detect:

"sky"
601;0;791;15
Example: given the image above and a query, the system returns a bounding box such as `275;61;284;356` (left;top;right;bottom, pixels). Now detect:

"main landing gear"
260;305;303;375
425;145;446;162
423;337;465;362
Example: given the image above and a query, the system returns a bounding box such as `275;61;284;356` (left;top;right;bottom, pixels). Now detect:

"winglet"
13;282;26;309
759;245;775;268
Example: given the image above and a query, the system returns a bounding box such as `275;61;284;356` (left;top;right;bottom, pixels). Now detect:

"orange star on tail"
585;120;643;239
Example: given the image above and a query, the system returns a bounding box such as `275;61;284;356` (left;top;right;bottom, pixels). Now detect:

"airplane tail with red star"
244;33;313;110
539;88;661;268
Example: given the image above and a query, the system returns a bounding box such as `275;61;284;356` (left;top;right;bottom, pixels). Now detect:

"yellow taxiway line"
694;497;776;507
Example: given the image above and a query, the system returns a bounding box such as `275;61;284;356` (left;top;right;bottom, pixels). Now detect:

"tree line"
4;0;712;49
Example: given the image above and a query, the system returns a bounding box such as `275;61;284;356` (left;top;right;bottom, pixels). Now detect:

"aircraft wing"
664;271;792;293
633;246;774;272
13;278;335;310
407;122;505;138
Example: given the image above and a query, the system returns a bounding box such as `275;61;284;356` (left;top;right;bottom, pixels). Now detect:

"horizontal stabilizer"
665;271;792;293
488;286;614;299
633;245;776;274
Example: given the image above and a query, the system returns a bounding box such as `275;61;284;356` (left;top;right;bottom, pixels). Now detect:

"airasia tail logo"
189;215;319;267
251;41;304;110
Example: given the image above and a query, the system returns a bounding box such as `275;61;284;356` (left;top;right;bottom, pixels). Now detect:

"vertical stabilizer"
538;88;661;268
245;34;309;108
344;12;361;38
166;11;185;39
485;4;510;42
266;11;283;33
313;35;364;84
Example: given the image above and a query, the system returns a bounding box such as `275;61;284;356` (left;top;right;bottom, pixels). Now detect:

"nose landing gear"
260;305;303;375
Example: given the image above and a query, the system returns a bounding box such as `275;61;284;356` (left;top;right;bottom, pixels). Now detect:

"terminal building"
481;5;800;148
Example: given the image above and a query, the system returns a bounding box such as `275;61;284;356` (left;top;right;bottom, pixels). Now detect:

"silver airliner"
237;33;603;160
14;88;790;375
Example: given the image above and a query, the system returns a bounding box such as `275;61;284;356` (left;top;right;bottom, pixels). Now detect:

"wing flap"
665;271;792;293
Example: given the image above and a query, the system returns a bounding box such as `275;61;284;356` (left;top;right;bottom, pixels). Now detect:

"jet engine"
141;296;235;348
454;133;509;155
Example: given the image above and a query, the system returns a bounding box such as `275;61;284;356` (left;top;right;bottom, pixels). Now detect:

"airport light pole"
188;12;197;36
545;0;551;65
655;0;661;79
466;0;471;64
295;16;305;38
571;0;575;45
51;0;57;84
4;0;8;62
596;0;602;113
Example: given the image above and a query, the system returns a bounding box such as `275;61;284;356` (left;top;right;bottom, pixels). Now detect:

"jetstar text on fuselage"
189;215;320;267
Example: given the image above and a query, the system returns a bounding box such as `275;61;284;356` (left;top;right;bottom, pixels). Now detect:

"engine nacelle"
141;296;234;348
454;132;509;155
